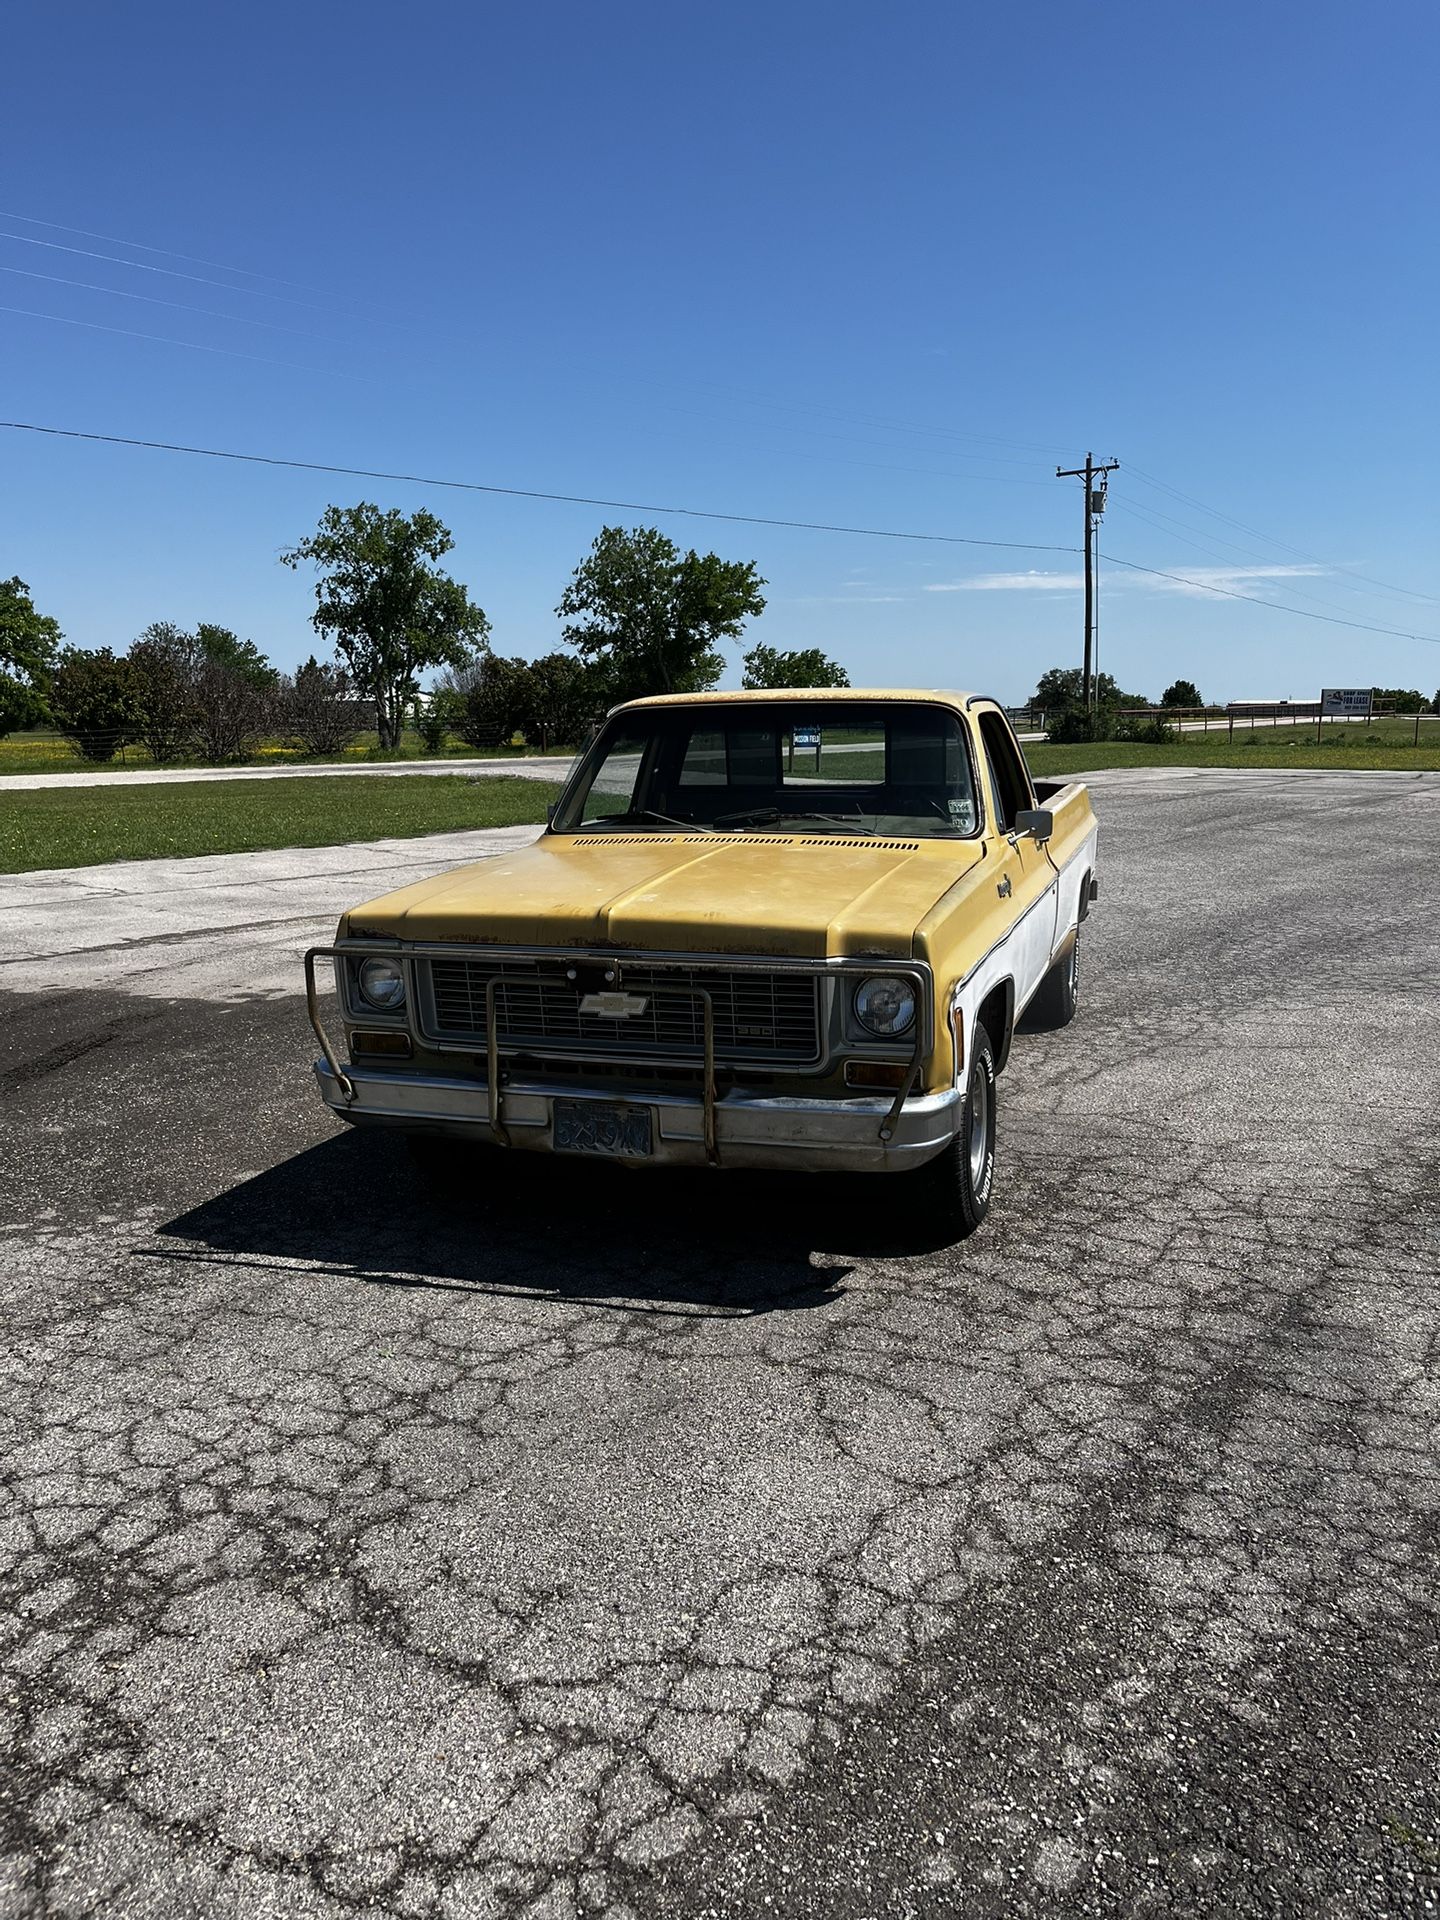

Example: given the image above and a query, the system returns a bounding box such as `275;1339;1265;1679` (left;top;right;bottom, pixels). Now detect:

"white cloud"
789;593;910;605
924;561;1333;599
925;570;1085;593
1138;562;1329;598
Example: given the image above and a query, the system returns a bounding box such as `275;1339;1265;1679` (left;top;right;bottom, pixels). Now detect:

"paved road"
0;713;1369;791
3;768;1439;1918
0;754;581;793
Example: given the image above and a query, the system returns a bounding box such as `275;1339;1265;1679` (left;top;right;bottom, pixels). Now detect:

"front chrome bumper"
313;1060;963;1173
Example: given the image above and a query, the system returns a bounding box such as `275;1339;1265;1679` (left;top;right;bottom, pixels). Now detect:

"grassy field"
0;729;564;776
803;717;1440;783
1;775;560;875
1026;716;1440;777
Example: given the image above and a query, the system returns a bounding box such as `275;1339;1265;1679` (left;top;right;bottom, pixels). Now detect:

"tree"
557;526;766;701
194;623;276;689
49;647;138;762
413;689;454;754
128;622;199;762
184;625;278;762
278;656;364;757
434;651;602;751
1161;677;1203;709
437;653;534;748
525;652;602;748
281;504;491;749
1031;665;1149;711
192;658;275;762
0;576;62;739
1371;685;1428;714
742;643;850;689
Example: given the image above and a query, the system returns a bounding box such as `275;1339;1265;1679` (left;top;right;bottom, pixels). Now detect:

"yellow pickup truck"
305;690;1098;1236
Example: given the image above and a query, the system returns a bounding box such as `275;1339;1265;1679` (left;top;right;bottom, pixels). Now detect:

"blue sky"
3;0;1436;703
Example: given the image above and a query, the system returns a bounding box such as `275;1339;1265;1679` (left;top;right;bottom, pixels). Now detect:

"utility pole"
1056;453;1119;707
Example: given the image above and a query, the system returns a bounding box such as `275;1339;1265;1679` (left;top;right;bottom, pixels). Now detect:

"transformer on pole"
1056;452;1119;708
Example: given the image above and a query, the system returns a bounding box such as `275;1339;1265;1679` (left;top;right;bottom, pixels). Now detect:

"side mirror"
546;802;558;826
1014;808;1053;843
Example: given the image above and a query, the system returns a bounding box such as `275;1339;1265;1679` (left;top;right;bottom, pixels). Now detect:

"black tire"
1027;925;1079;1030
911;1022;997;1240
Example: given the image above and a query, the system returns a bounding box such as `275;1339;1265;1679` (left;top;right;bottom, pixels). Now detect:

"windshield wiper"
577;809;717;835
713;807;877;836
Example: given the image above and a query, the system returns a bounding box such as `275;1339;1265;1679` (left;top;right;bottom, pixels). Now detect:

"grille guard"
303;943;930;1163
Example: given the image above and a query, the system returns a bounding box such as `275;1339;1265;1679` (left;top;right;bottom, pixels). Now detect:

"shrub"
192;659;276;762
49;647;139;762
128;622;199;762
278;656;365;757
414;701;450;753
524;653;603;750
436;655;531;749
1115;714;1177;745
1044;706;1116;745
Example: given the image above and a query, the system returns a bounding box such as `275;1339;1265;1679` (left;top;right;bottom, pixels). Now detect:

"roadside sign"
1321;688;1373;718
793;725;822;749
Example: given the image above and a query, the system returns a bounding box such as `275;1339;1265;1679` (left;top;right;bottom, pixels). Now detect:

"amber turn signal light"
350;1030;413;1059
844;1060;909;1090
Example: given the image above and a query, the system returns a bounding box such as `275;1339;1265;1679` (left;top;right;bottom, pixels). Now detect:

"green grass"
0;729;572;777
1026;718;1440;776
1;774;562;874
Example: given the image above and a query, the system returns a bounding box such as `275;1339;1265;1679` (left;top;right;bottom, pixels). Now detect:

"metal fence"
1004;705;1439;743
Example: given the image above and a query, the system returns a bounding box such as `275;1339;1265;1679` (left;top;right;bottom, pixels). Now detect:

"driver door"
978;709;1058;1008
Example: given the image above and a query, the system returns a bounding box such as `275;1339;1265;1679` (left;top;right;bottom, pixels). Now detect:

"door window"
978;712;1033;832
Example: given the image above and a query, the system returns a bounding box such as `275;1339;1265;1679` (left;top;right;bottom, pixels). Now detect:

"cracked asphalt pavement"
2;767;1438;1919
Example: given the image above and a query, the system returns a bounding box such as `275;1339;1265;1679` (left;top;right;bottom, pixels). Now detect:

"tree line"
0;508;850;764
7;518;1432;766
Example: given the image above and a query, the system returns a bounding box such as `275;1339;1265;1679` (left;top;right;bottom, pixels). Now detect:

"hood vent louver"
792;838;921;852
568;835;693;848
568;835;921;853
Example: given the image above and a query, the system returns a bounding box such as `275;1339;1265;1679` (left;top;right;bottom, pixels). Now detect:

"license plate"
553;1099;653;1158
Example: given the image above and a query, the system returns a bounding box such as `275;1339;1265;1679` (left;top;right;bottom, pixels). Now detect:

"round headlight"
854;975;916;1037
357;956;406;1012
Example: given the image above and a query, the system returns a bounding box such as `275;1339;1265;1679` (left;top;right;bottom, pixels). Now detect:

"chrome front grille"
421;956;823;1064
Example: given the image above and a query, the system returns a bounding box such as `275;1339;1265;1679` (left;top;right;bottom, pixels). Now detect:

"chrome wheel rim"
968;1064;989;1188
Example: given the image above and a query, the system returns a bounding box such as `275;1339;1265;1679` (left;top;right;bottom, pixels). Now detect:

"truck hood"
340;830;984;959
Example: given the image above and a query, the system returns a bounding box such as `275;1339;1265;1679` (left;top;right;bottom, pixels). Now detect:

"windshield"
552;701;980;839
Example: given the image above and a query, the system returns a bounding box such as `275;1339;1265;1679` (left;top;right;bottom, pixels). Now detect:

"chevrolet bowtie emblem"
579;990;650;1019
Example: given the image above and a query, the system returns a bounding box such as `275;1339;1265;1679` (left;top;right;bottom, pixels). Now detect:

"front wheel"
911;1022;997;1240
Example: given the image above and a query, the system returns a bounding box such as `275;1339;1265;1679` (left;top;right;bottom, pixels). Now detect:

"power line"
1125;460;1440;606
0;311;340;376
0;263;347;343
0;230;344;316
1102;552;1439;643
1105;497;1398;624
0;208;340;296
0;215;1087;467
2;417;1435;644
0;420;1080;555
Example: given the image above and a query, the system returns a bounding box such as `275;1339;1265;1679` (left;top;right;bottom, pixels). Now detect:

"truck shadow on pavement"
154;1129;918;1316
